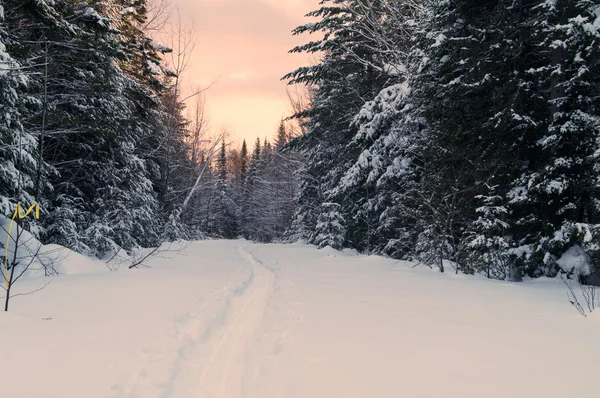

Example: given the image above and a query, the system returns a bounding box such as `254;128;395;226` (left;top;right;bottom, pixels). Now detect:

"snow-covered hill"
1;240;599;398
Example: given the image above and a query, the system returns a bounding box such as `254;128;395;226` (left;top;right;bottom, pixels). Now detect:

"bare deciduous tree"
285;84;313;138
180;126;227;215
188;94;210;167
564;277;599;317
143;0;173;33
339;0;421;74
1;223;56;312
166;6;197;98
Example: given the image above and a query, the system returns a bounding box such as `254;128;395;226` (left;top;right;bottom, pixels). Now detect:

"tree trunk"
5;224;21;312
35;40;49;202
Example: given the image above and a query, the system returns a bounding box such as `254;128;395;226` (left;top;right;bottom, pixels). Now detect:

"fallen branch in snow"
128;240;188;269
104;250;125;270
411;260;432;269
8;281;51;298
128;244;164;269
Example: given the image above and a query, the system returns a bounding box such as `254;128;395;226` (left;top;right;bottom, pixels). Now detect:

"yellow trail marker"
4;203;40;289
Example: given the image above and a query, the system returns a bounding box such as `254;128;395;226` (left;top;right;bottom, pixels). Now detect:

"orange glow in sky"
173;0;318;146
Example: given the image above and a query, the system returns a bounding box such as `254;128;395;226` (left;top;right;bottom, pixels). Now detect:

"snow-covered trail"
241;243;600;398
1;240;600;398
112;243;276;398
193;247;274;398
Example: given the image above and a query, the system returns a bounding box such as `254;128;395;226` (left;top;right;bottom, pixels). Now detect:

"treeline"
283;0;600;281
183;122;298;243
0;0;298;259
4;0;599;283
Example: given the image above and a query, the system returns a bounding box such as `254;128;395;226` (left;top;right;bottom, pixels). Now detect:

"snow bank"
1;240;599;398
244;242;600;398
1;215;107;281
556;244;592;276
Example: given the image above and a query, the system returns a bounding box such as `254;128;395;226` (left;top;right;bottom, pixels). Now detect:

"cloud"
175;0;318;142
184;0;307;45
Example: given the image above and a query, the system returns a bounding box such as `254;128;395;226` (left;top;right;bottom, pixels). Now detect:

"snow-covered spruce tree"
213;140;239;239
4;0;168;257
240;139;249;179
0;4;39;224
4;0;87;251
400;0;600;280
241;138;262;240
334;79;425;258
112;0;189;242
258;127;298;241
269;123;298;238
507;0;600;279
405;0;547;275
1;0;83;237
282;0;395;245
0;5;36;216
327;1;421;254
216;139;228;182
237;138;254;237
314;202;346;249
274;119;288;150
239;131;298;243
465;190;516;279
244;138;275;242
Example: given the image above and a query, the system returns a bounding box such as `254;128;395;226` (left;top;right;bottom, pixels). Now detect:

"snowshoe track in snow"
164;245;274;398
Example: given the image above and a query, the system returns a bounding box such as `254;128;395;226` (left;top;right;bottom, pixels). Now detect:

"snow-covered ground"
1;239;599;398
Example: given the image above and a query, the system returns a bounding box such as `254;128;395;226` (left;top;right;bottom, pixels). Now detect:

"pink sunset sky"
172;0;318;146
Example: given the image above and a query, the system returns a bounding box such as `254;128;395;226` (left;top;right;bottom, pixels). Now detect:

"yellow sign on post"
4;203;40;289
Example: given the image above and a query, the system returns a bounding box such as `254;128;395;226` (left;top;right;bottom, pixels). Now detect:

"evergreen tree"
327;0;419;254
275;120;288;150
208;139;238;238
335;81;420;257
217;139;228;181
242;138;263;241
0;4;39;224
283;0;398;245
241;137;299;243
507;0;600;277
2;0;599;287
240;139;249;178
314;202;346;249
408;0;527;273
263;138;272;161
252;137;261;162
2;0;170;256
293;0;600;282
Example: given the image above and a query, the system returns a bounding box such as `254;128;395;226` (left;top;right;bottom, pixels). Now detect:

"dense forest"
283;0;600;283
2;0;600;284
0;0;298;261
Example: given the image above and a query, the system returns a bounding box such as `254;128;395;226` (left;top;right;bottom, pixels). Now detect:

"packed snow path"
1;240;599;398
194;248;275;398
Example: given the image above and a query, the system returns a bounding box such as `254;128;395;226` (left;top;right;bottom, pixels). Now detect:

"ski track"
6;241;600;398
155;245;274;398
